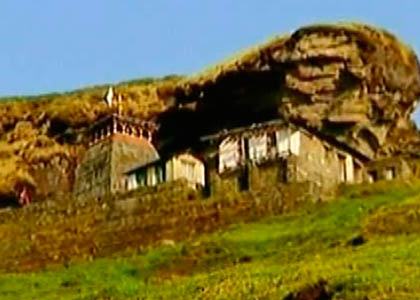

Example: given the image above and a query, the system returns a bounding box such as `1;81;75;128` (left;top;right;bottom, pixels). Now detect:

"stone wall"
74;133;160;201
73;139;112;201
32;159;74;201
3;128;364;272
207;167;243;197
0;178;319;273
294;131;363;197
295;132;342;193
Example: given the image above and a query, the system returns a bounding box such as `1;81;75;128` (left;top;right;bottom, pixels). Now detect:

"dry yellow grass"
0;76;182;201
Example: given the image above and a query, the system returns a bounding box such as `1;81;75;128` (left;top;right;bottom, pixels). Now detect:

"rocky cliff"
0;23;419;203
175;23;420;158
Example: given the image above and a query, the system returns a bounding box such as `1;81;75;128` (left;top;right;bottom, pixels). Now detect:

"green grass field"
2;180;420;300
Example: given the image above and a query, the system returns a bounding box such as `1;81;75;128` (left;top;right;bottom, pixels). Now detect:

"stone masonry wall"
367;157;413;181
0;178;319;273
295;131;352;198
73;140;112;201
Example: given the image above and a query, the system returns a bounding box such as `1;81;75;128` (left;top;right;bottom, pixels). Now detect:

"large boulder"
175;23;420;158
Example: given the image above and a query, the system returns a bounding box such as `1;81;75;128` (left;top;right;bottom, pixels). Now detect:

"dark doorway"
203;166;212;198
243;138;250;160
238;166;250;191
268;131;277;147
277;158;288;183
368;170;378;183
268;131;277;157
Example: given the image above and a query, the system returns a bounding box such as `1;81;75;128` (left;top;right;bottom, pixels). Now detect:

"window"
136;169;147;186
268;131;277;147
219;138;240;172
338;154;354;183
276;129;289;154
248;135;267;162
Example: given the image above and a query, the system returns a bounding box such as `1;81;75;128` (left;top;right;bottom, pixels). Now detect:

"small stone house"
200;120;368;197
366;155;415;182
73;113;159;200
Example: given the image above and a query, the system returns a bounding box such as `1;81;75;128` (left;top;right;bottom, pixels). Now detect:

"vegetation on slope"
0;75;182;202
2;181;420;299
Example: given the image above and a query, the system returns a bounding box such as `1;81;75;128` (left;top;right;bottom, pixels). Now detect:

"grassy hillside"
2;180;420;299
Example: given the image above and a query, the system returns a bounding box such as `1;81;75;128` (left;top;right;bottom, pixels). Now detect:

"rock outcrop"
175;23;420;158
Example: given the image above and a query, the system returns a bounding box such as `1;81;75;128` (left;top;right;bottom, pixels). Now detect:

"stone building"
199;120;368;198
74;89;376;202
75;88;207;200
366;155;416;182
119;119;370;200
73;111;159;200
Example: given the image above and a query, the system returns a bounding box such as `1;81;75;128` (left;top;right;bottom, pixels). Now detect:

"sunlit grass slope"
2;180;420;300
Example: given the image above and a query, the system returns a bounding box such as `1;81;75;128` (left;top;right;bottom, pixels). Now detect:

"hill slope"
2;181;420;299
0;22;419;205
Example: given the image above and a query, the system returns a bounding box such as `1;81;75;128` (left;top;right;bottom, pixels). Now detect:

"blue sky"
1;1;419;120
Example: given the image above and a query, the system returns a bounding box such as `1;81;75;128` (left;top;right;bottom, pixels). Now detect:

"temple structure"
73;88;160;200
74;88;411;202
